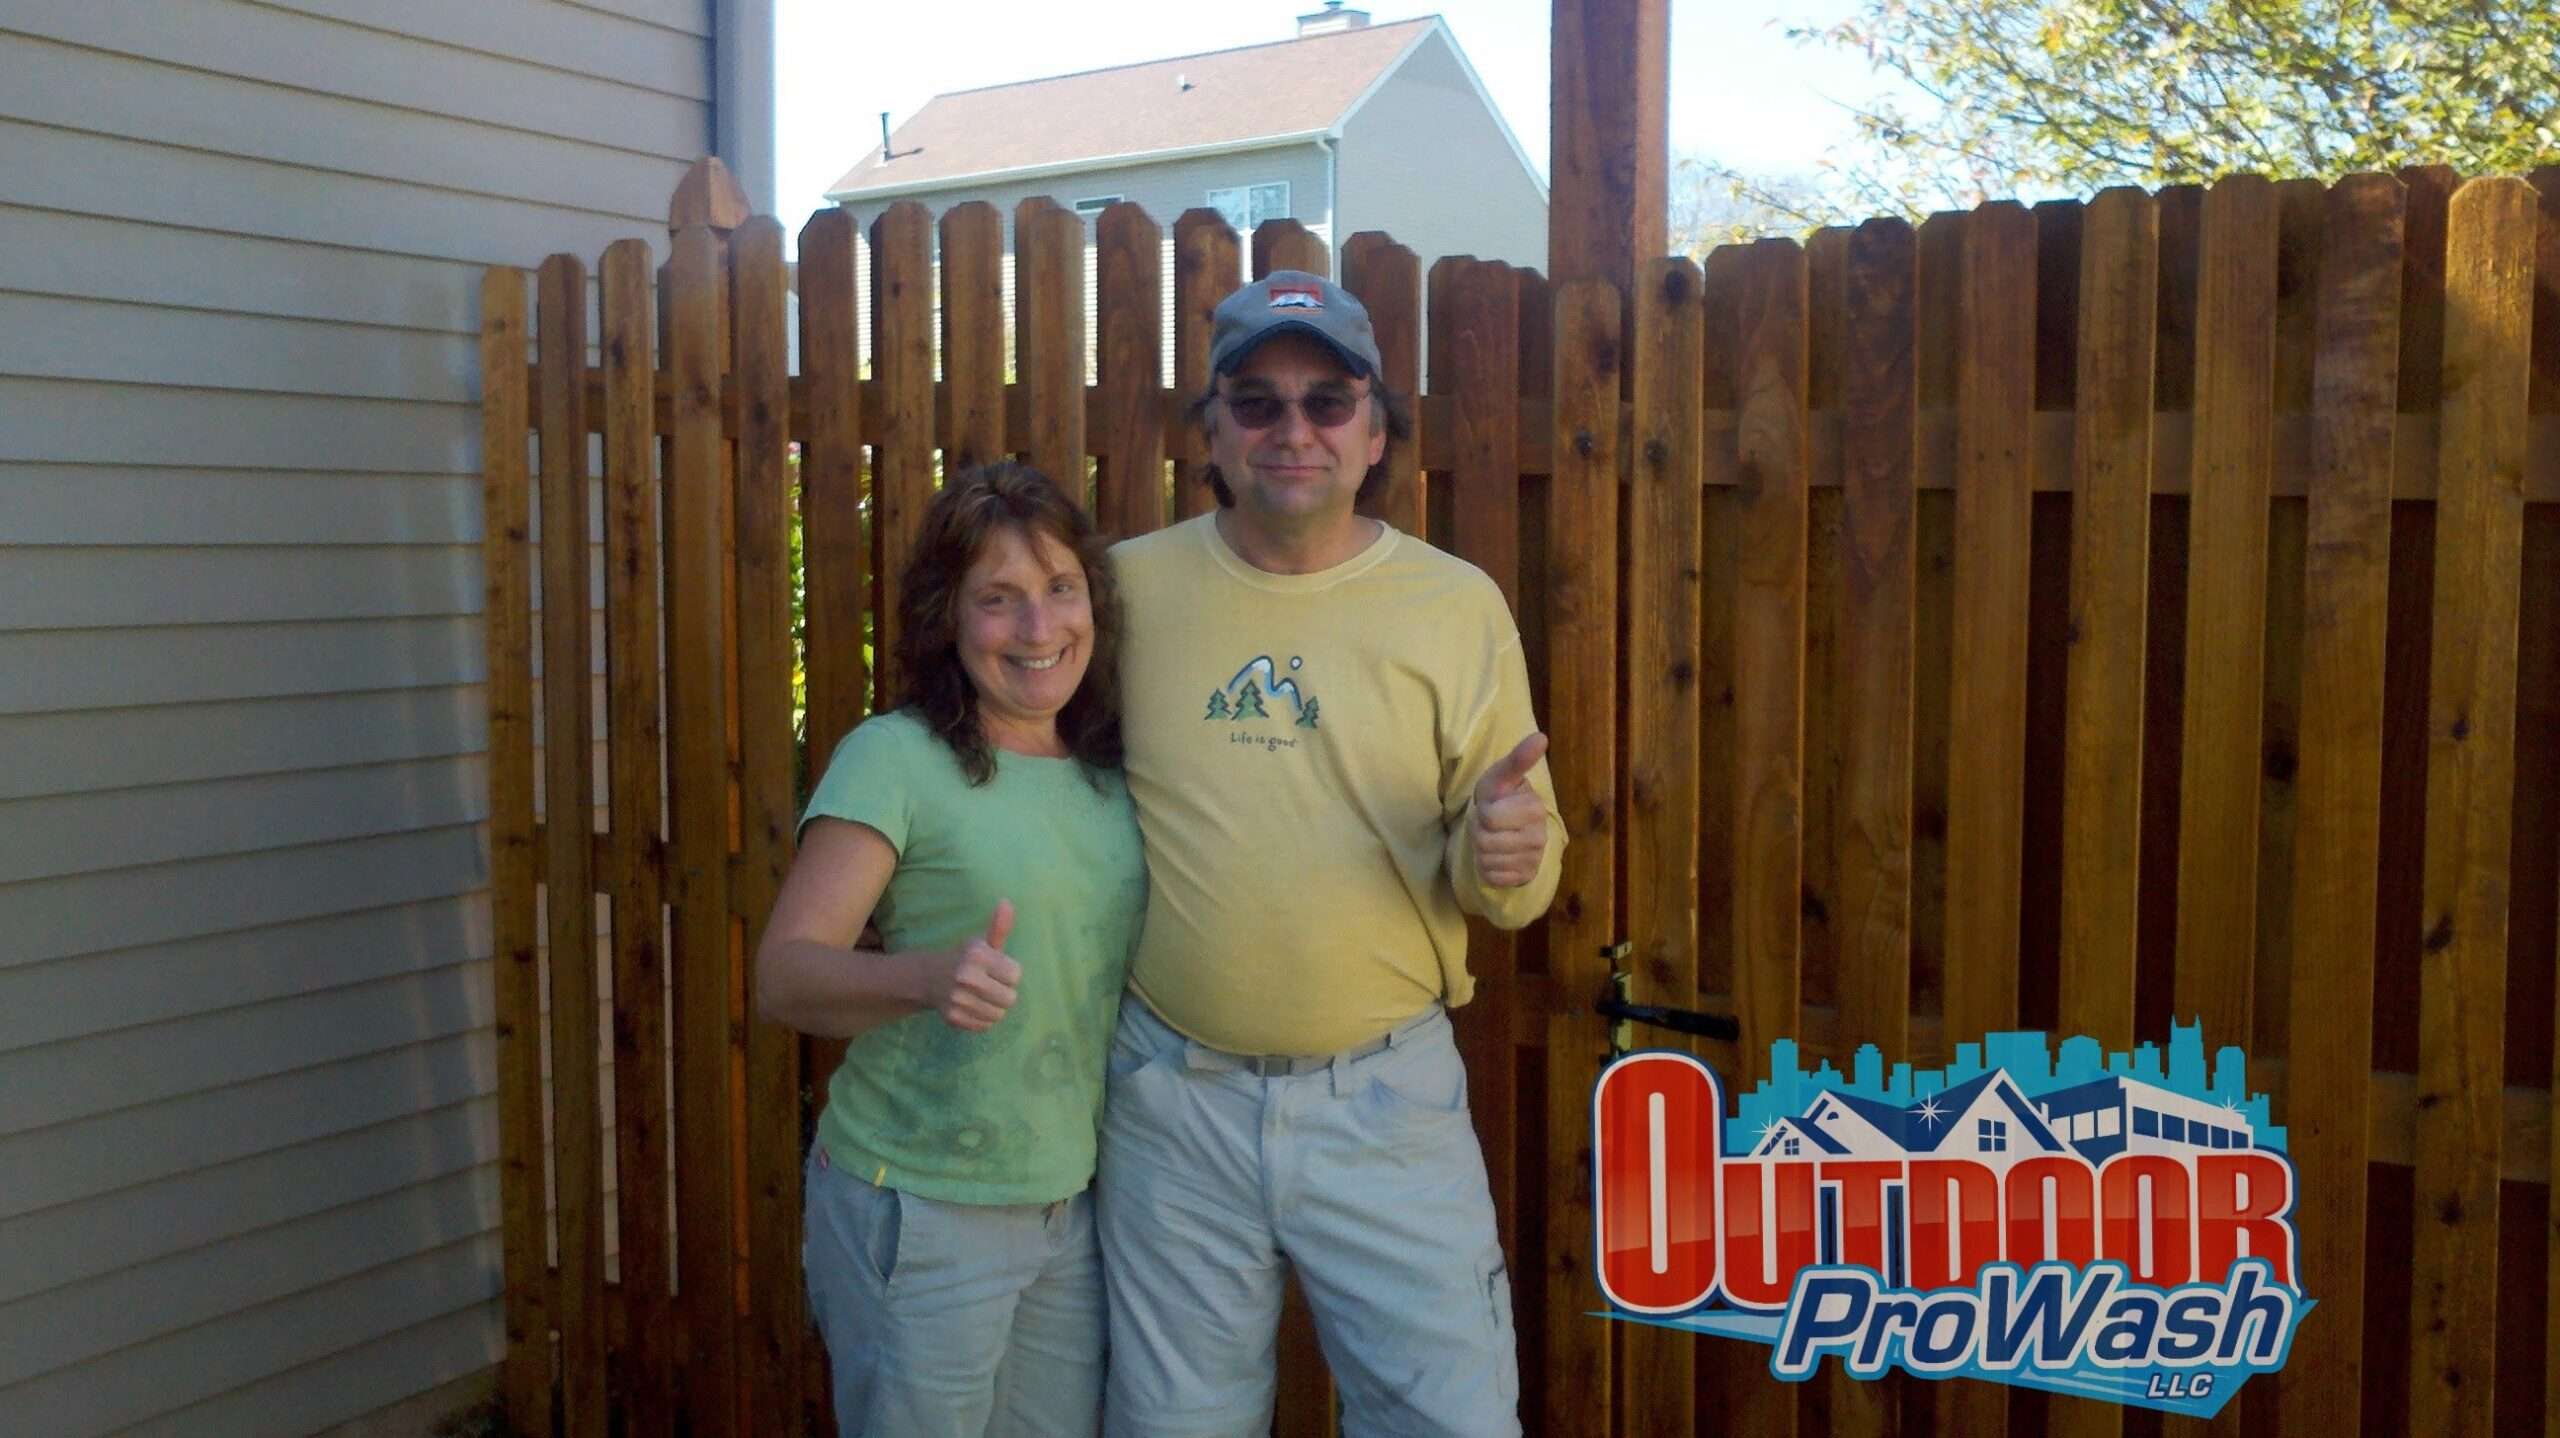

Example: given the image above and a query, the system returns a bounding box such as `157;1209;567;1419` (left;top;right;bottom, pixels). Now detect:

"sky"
773;0;1892;229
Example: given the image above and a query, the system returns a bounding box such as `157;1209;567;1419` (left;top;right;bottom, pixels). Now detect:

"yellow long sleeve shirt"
1111;514;1565;1056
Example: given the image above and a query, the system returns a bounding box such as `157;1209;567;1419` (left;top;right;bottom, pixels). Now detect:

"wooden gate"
478;165;2560;1437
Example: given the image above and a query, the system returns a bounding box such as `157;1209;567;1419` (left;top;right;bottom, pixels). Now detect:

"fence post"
665;219;741;1438
1549;0;1666;351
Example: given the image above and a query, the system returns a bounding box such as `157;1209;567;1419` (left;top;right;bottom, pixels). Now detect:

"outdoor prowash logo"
1591;1026;2308;1418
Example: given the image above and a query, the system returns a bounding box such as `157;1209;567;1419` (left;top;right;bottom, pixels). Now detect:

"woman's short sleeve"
798;714;920;855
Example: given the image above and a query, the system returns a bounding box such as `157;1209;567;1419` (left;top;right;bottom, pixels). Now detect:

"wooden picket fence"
478;166;2560;1438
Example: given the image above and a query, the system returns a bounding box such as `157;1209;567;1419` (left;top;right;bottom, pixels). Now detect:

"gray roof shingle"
826;17;1436;198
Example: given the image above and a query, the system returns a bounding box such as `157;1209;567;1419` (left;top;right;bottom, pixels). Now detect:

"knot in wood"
2262;740;2298;783
1572;429;1598;459
1644;438;1671;467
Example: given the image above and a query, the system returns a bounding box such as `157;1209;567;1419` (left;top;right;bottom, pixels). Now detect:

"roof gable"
827;18;1436;198
1754;1116;1847;1157
1780;1071;2071;1156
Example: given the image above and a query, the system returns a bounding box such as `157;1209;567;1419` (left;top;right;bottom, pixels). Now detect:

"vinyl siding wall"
1335;27;1547;274
838;142;1333;384
0;3;712;1434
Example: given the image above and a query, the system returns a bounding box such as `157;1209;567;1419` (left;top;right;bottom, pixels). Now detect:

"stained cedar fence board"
480;175;2560;1438
1618;256;1705;1438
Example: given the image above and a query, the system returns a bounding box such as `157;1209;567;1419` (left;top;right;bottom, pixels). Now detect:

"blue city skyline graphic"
1728;1020;2285;1158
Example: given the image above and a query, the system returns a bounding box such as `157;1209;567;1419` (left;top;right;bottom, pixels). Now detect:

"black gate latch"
1596;947;1740;1055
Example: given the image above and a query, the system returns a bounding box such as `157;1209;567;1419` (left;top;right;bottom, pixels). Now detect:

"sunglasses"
1220;389;1366;430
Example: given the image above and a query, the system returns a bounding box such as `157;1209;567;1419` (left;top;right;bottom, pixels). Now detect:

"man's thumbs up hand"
928;899;1022;1032
1468;733;1550;889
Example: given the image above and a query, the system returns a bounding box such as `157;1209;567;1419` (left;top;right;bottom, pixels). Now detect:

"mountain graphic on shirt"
1201;654;1317;728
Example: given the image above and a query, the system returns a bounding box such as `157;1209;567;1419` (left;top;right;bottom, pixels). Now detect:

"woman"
755;462;1145;1437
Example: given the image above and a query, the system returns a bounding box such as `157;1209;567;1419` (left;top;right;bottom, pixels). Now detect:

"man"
1098;271;1565;1437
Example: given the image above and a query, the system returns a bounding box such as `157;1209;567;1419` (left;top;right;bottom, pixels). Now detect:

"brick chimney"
1297;1;1371;36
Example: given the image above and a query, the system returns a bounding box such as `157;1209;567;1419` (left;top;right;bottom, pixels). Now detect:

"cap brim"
1214;320;1375;379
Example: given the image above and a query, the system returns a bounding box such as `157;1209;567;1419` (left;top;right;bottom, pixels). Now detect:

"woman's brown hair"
893;461;1123;786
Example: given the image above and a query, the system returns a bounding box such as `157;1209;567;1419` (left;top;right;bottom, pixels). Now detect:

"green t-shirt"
799;709;1147;1204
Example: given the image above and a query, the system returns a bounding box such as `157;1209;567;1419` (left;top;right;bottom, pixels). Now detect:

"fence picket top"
1170;207;1242;521
1340;231;1423;535
1094;201;1167;539
2274;168;2402;1438
795;205;867;760
940;201;1009;471
1833;216;1916;1066
1014;197;1087;496
1805;227;1852;412
2273;177;2330;413
1513;268;1553;401
2531;167;2560;410
2408;173;2538;1438
2250;174;2328;1123
2396;164;2459;411
2033;198;2086;410
1251;217;1328;279
2170;174;2280;1075
1905;212;1963;1068
1913;211;1965;414
1725;235;1809;1438
1436;257;1522;609
2153;183;2206;413
869;200;937;701
2055;185;2157;1084
593;233;675;1438
1941;199;2036;1050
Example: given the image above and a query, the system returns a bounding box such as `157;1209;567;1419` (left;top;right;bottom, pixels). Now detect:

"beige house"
824;5;1548;372
0;2;772;1433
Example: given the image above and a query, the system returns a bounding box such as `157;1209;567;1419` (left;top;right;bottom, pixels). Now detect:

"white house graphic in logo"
1739;1024;2276;1290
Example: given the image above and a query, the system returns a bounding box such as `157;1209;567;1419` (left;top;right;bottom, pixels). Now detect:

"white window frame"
1206;181;1291;235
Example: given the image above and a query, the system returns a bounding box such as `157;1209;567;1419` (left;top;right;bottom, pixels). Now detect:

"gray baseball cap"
1207;270;1381;380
